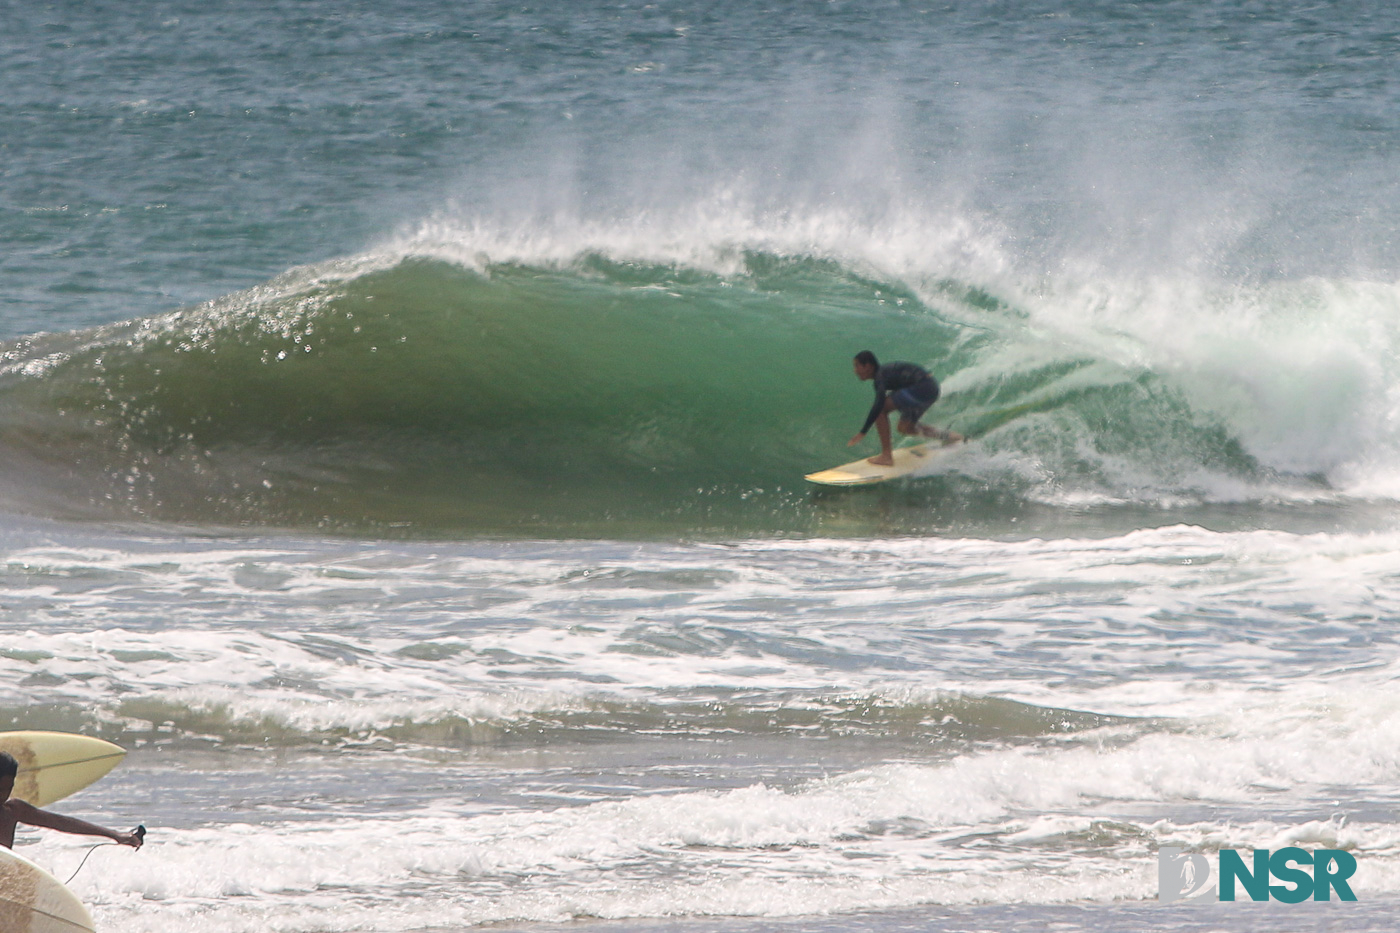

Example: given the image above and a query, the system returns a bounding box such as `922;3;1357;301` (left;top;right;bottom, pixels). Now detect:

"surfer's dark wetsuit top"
860;361;940;434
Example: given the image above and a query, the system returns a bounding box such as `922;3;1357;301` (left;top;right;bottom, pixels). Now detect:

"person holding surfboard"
0;752;143;850
848;351;962;466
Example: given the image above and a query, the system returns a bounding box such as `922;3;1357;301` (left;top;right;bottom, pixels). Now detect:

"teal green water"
0;251;1337;536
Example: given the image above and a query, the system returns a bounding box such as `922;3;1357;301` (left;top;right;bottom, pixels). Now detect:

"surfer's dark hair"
854;350;878;369
0;752;15;780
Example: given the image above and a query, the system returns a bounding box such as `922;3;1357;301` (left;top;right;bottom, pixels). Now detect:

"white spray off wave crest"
384;191;1012;286
1027;271;1400;479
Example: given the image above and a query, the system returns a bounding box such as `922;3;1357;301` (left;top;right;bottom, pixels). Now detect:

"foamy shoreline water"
0;517;1394;931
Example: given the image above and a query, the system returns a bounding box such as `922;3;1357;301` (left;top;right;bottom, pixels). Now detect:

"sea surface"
2;2;1400;931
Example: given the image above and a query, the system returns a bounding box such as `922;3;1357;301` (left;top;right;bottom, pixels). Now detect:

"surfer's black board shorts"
891;376;940;422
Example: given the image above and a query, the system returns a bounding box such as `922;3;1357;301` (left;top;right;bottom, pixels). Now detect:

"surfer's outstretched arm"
1;798;143;848
0;751;143;849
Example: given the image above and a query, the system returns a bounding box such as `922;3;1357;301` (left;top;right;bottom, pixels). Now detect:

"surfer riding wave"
848;351;963;466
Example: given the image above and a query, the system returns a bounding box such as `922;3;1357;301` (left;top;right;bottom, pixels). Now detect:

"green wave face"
0;252;1341;537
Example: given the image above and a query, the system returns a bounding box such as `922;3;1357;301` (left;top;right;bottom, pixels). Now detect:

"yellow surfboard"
0;847;96;933
0;732;127;807
805;442;953;486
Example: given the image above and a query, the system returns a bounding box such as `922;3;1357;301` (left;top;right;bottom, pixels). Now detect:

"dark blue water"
8;1;1400;332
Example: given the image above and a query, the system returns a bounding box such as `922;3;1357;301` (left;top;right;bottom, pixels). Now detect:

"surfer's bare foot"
942;431;964;446
867;454;895;467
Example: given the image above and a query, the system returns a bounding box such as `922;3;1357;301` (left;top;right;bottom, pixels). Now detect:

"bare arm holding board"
0;751;143;850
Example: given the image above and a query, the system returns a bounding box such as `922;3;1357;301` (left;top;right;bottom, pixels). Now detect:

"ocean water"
2;1;1399;930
